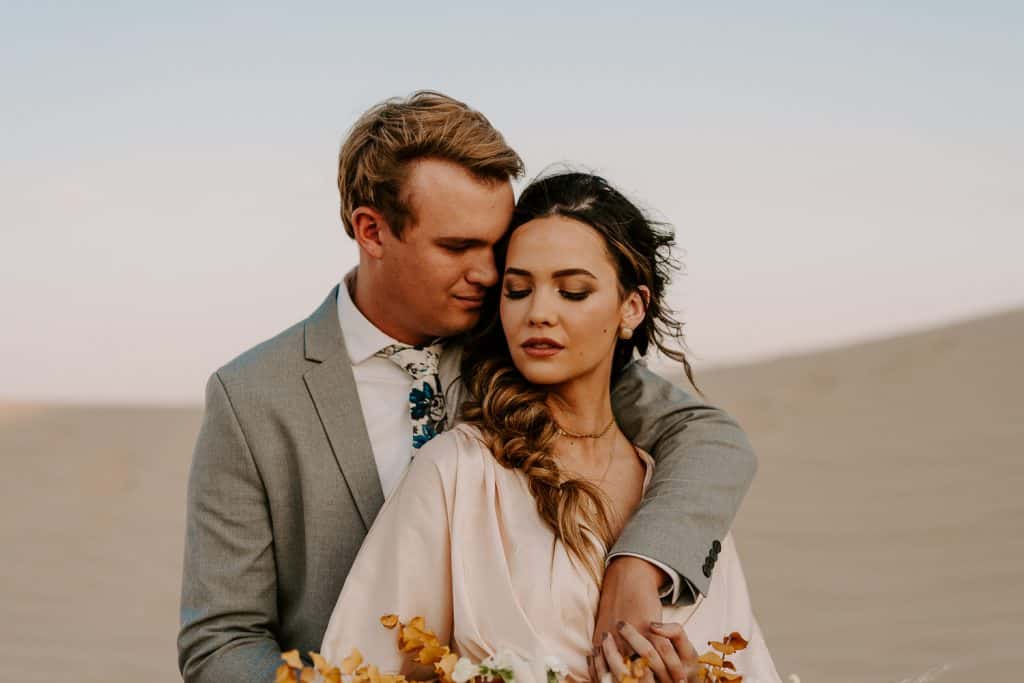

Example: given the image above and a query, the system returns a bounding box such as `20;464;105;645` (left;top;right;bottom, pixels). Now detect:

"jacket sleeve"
610;361;757;604
177;373;283;683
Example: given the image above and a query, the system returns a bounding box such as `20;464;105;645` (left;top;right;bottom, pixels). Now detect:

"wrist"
606;555;667;591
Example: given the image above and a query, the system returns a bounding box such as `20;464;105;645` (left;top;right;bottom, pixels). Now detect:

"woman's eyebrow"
504;267;532;277
552;268;597;279
504;267;597;279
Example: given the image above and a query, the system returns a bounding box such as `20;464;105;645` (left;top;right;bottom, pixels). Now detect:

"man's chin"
432;309;482;339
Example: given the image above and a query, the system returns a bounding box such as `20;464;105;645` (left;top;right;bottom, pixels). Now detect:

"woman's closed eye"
503;288;591;301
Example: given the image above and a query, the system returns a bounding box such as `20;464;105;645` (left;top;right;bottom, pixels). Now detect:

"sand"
2;308;1021;682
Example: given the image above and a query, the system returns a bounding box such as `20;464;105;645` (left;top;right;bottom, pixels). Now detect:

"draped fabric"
321;424;781;683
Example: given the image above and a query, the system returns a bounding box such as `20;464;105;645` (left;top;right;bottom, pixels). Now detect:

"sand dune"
2;308;1021;682
700;308;1024;682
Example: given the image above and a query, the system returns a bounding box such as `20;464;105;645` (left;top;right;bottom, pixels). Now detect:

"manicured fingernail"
602;631;610;641
616;620;626;630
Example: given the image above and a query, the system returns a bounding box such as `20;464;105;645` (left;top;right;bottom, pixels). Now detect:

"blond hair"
337;90;524;239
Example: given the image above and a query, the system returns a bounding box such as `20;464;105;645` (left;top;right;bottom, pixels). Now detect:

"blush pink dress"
321;424;781;683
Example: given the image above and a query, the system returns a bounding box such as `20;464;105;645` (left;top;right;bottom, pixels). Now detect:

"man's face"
378;158;515;342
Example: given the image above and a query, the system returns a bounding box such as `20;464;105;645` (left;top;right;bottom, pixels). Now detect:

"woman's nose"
526;290;557;326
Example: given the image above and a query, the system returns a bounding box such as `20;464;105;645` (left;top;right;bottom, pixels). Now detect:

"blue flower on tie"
413;423;438;449
409;382;436;421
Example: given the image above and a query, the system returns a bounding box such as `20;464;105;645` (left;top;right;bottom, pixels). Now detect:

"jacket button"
712;540;722;554
702;563;712;578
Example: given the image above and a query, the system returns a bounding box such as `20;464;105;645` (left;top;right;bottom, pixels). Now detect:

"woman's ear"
620;285;650;333
350;206;391;259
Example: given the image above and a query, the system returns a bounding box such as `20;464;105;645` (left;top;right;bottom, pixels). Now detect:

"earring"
618;326;634;340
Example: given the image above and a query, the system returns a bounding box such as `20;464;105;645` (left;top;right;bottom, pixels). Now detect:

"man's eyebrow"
435;237;490;247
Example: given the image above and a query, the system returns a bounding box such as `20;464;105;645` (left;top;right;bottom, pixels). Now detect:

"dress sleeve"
320;444;455;679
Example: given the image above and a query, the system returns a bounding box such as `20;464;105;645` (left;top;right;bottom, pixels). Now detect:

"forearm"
179;631;282;683
610;361;757;602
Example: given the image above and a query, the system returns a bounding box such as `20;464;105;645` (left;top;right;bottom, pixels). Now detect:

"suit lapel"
302;286;385;530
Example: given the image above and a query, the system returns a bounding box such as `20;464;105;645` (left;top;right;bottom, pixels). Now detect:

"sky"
2;2;1022;403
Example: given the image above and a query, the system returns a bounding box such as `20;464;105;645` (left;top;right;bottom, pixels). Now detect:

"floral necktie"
375;343;447;449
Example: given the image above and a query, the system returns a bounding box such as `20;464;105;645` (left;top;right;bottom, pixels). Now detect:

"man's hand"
590;556;664;673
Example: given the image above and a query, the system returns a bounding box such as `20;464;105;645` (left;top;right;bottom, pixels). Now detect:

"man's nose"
466;250;499;289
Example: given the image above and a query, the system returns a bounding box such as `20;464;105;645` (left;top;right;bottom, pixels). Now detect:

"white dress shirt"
336;275;686;603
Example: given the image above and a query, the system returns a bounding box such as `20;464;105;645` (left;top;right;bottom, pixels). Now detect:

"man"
178;91;756;683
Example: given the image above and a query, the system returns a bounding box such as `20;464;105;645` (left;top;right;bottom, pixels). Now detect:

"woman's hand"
590;621;700;683
592;556;665;654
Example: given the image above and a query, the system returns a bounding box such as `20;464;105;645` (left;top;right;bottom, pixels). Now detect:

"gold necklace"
558;434;617;488
555;416;616;440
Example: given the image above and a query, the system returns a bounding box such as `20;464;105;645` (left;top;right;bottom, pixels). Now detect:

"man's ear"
350;207;390;259
620;285;650;332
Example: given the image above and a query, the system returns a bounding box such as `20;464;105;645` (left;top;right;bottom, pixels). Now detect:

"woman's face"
500;215;645;387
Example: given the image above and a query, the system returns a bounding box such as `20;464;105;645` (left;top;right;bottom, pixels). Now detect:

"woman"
321;172;780;683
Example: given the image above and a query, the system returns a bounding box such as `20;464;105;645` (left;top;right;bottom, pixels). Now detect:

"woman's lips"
521;338;564;358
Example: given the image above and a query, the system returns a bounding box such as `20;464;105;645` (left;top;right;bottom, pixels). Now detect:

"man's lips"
453;293;485;308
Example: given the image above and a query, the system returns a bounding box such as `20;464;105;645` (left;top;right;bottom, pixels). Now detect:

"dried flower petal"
309;653;329;673
282;650;304;669
698;652;724;667
275;663;297;683
709;633;750;655
725;633;748;652
341;648;364;674
417;643;450;665
630;657;649;678
436;651;460;681
380;615;400;629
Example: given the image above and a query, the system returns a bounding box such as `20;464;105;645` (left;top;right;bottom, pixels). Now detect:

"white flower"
452;657;480;683
543;655;569;683
600;673;614;683
480;649;531;682
483;649;516;671
543;656;569;679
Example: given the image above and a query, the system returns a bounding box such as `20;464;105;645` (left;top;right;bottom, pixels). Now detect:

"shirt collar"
336;269;405;365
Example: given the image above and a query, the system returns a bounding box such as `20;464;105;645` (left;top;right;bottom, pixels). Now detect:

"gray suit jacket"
178;286;756;683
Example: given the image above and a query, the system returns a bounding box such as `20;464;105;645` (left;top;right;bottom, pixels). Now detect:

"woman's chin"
514;363;573;386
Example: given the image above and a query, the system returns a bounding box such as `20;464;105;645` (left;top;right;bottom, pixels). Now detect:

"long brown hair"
460;171;696;581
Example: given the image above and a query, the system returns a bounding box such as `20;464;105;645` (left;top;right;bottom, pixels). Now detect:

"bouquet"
276;615;748;683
